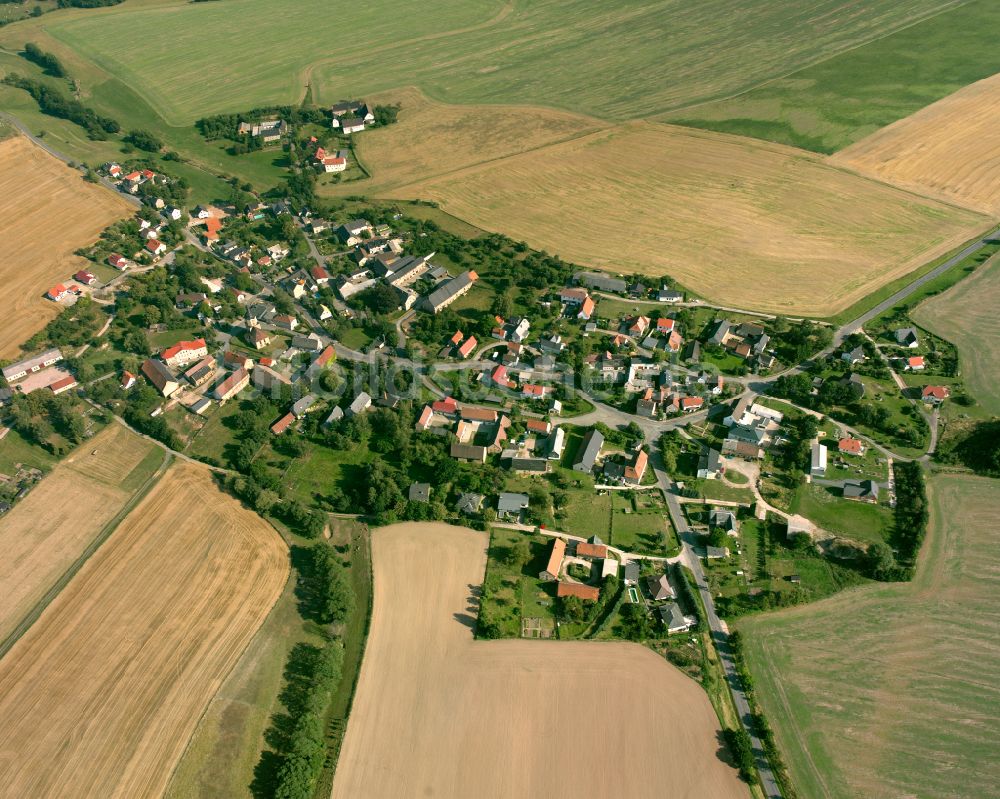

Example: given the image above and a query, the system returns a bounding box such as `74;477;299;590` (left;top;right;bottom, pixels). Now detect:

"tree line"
22;43;66;77
2;73;119;139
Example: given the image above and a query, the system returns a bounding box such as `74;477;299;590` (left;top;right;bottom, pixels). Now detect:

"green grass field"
667;0;1000;153
736;474;1000;799
791;482;892;546
24;0;953;126
912;252;1000;416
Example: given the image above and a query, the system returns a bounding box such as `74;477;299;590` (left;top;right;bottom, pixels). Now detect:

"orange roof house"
539;537;566;581
557;582;600;601
576;542;608;559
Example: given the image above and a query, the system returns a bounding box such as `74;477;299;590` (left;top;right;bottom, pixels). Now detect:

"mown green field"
34;0;954;124
736;473;1000;799
912;252;1000;416
667;0;1000;153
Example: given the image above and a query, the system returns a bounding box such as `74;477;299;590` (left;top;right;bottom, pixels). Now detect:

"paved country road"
651;448;783;799
835;230;999;345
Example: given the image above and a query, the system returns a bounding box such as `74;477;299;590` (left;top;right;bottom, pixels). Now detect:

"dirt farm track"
0;461;288;798
0;134;132;358
331;522;746;799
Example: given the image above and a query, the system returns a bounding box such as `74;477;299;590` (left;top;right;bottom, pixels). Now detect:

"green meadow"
736;474;1000;799
35;0;952;124
667;0;1000;153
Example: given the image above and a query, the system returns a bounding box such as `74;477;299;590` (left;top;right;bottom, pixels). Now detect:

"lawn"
608;490;676;556
736;474;1000;799
479;526;559;639
666;0;1000;153
0;428;59;476
280;439;375;506
791;482;891;546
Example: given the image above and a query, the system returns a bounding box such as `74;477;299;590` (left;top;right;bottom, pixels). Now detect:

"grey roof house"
572;428;604;473
497;492;529;520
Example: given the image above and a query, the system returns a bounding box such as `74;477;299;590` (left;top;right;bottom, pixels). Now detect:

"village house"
161;338;208;369
214;367;251;403
249;328;271;350
573;428;604;473
895;327;919;348
810;440;827;477
904;356;925;371
456;492;484;515
557;582;600;601
838;437;865;455
347;391;372;417
922;385;950;404
624;449;648;484
120;371;136;390
451;442;487;463
540;537;566;581
183;356;217;387
697;447;723;479
271;413;295;435
647;572;675;601
141;358;179;397
420;271;478;313
843;479;879;503
237;119;288;142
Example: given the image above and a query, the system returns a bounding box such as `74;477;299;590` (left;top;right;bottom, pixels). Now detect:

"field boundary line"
162;513;292;796
0;448;172;663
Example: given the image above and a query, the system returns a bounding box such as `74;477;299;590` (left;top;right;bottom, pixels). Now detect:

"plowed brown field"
832;73;1000;215
0;460;288;797
0;134;132;357
331;522;747;799
0;423;160;643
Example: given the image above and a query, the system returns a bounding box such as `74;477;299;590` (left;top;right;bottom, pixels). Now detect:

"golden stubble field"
331;522;747;799
0;134;132;358
334;87;605;195
735;474;1000;799
0;423;160;643
831;72;1000;215
0;460;288;797
384;122;987;316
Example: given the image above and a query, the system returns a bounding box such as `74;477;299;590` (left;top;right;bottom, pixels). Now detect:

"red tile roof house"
491;364;512;388
120;371;136;390
271;412;295;435
922;385;950;404
522;384;548;399
681;396;704;413
576;542;608;559
461;407;498;423
145;239;167;257
557;582;600;601
656;318;675;334
526;418;552;434
905;356;925;371
432;396;460;416
108;253;129;270
46;284;72;302
73;270;97;286
559;287;589;305
456;336;478;359
624;449;649;483
838;437;865;455
161;338;208;369
49;374;78;395
577;296;596;320
628;316;650;336
450;330;464;346
415;405;435;431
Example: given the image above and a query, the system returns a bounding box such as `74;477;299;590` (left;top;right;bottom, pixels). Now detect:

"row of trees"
22;42;66;77
2;73;119;139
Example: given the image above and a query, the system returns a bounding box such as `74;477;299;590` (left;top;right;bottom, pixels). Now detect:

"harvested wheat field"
832;72;1000;215
0;134;132;357
912;251;1000;415
390;122;987;316
337;87;605;194
0;460;288;798
736;474;1000;799
0;422;162;643
332;522;746;799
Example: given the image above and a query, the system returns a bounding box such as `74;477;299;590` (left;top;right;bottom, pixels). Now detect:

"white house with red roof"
146;239;166;257
904;356;925;371
46;284;73;302
73;269;97;286
922;385;950;404
108;253;129;270
161;338;208;369
838;437;864;455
